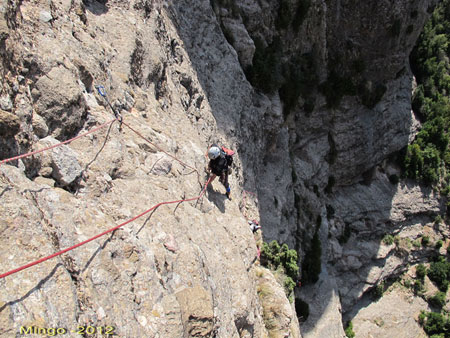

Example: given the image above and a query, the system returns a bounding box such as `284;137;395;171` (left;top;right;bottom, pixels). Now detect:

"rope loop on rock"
0;119;117;166
0;86;216;280
0;176;212;279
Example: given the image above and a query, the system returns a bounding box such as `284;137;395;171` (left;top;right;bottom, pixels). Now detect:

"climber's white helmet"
208;146;221;160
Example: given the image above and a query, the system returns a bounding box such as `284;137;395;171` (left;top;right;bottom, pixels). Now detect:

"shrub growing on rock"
382;234;395;245
261;240;299;295
427;256;450;291
419;311;450;337
373;281;385;299
416;263;427;281
429;291;447;309
344;321;355;338
406;0;450;187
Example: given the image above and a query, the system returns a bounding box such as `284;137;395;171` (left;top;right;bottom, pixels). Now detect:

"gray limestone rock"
39;10;53;23
34;66;86;139
34;136;82;186
32;113;49;138
352;286;429;338
0;95;12;111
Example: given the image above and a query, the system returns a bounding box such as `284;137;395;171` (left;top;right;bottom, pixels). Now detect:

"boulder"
34;136;82;186
34;66;86;139
32;113;49;138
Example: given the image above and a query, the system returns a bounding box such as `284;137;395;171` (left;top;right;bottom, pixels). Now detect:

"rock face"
0;0;443;336
0;1;298;336
352;285;430;338
33;136;83;186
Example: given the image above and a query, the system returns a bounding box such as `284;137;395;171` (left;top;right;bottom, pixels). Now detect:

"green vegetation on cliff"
406;0;450;188
261;240;299;295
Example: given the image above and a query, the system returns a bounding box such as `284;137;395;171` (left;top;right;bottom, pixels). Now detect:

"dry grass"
257;283;272;299
258;280;286;337
255;267;265;278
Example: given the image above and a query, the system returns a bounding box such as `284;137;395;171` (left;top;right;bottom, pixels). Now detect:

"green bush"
419;310;426;325
344;321;355;338
423;235;431;247
413;239;422;248
284;276;296;294
429;291;447;309
416;263;427;281
428;257;450;291
383;234;395;245
261;240;299;295
373;281;385;299
414;279;425;296
420;311;450;337
404;278;412;288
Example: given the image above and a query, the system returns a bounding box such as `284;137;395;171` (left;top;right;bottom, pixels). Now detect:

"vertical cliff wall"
171;0;442;336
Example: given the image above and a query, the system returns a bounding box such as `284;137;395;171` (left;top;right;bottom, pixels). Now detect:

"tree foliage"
428;256;450;291
261;240;299;295
406;0;450;185
419;311;450;337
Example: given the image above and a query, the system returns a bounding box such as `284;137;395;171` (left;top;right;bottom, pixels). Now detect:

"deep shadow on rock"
168;0;435;336
206;183;227;214
83;0;108;15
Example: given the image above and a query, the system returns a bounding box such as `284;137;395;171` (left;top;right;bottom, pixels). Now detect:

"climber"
248;220;261;233
207;144;233;199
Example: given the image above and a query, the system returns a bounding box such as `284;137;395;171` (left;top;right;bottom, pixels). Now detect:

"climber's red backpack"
221;146;235;156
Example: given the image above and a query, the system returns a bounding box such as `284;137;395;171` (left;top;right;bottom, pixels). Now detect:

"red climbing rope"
0;177;212;279
121;120;199;174
0;119;117;166
0;105;208;279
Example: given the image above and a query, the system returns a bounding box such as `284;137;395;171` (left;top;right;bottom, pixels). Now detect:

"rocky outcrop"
255;266;301;337
352;285;430;338
33;136;83;186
